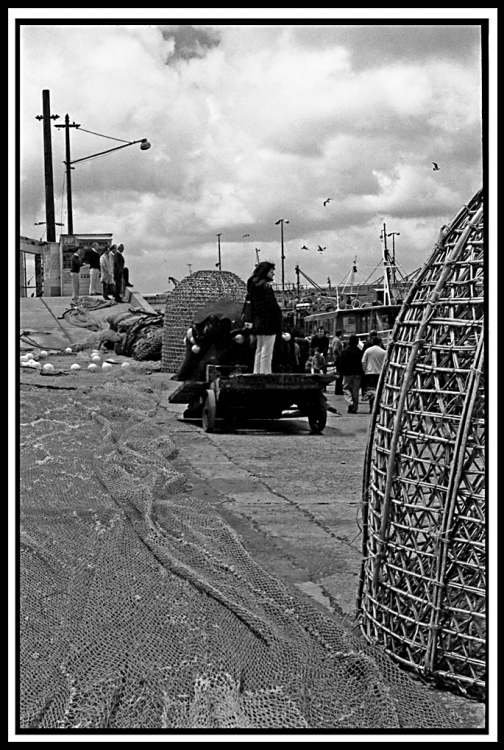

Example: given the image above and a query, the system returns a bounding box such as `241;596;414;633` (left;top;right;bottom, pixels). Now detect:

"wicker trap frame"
162;270;247;373
357;188;485;698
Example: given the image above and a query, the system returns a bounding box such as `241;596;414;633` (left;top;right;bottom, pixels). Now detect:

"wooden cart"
169;365;335;433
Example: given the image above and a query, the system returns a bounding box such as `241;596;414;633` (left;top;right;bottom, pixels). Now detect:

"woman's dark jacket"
243;277;282;335
339;345;364;376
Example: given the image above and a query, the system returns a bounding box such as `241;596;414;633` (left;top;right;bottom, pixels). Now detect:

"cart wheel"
308;395;327;433
202;389;217;433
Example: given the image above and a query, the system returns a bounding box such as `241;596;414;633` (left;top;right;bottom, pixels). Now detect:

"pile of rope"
102;310;164;360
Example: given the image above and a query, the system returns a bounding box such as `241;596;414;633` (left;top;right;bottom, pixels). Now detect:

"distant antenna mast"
255;248;261;264
380;224;393;305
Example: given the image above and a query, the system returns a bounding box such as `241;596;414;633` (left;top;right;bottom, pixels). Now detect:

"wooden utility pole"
35;90;59;243
55;114;81;234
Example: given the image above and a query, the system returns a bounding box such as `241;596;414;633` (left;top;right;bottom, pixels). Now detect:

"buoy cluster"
20;348;132;374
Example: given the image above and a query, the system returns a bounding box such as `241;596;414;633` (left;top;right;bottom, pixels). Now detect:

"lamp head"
140;140;151;150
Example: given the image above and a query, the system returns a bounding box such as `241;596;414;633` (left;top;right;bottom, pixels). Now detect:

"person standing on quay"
70;246;85;304
112;244;125;303
339;334;364;414
243;261;282;374
100;245;114;301
86;242;101;295
331;329;344;394
361;336;386;412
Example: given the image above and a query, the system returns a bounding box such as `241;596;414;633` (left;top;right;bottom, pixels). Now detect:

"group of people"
70;242;133;304
337;330;386;414
301;326;386;412
241;262;386;415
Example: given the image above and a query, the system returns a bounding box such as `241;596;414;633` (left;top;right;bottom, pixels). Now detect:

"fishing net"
19;377;459;730
357;188;485;699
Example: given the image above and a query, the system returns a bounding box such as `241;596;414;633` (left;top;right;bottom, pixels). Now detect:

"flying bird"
301;245;310;251
317;245;326;253
243;234;250;237
432;162;440;171
323;198;332;206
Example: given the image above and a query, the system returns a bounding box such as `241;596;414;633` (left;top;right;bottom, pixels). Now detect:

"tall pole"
387;231;400;291
216;234;221;271
35;90;59;243
55;114;81;235
275;218;289;306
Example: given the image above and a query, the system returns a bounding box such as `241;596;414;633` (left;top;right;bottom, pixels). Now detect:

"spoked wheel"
307;395;327;433
202;389;217;433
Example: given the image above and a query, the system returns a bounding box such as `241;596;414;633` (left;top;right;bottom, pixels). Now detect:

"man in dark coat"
85;242;101;295
339;334;364;413
243;261;282;374
112;244;125;303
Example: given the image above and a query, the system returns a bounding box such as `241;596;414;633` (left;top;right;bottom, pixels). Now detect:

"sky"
15;13;487;294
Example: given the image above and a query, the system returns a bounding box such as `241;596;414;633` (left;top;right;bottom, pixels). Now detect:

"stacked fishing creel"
357;188;485;699
162;270;247;372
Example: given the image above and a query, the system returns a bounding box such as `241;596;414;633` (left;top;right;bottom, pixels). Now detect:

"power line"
75;127;132;144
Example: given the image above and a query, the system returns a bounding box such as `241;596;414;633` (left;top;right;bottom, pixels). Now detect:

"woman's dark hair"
251;261;275;280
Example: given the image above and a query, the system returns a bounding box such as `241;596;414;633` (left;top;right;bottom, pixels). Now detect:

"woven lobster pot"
357;188;485;698
161;270;247;372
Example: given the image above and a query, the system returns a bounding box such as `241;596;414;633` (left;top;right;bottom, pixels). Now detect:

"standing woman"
243;261;282;374
100;245;114;301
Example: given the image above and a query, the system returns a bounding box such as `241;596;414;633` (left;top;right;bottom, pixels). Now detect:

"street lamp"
274;218;289;305
55;114;151;234
216;234;222;271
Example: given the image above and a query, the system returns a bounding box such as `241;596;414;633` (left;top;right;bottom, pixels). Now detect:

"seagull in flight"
317;245;326;253
301;245;310;251
323;198;332;206
243;234;250;237
432;162;440;171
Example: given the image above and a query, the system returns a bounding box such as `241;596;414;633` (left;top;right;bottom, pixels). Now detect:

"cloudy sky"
17;14;486;294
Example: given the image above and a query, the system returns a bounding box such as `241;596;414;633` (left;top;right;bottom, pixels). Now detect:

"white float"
87;364;98;372
102;362;113;371
70;363;81;371
42;363;54;373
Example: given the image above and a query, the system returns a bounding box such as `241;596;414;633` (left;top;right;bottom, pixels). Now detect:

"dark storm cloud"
291;23;482;69
160;25;221;62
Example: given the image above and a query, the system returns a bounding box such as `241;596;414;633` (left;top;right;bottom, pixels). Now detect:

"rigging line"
75;127;131;144
360;260;384;287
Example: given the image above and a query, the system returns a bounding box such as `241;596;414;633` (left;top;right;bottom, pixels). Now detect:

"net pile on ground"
19;378;460;730
357;188;485;699
162;270;247;373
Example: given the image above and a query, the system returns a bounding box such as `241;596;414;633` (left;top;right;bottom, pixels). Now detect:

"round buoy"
42;363;54;373
87;363;98;372
39;350;48;358
282;332;291;342
29;360;41;369
191;344;201;354
234;334;244;344
65;347;73;354
70;363;81;371
91;355;101;364
102;362;113;371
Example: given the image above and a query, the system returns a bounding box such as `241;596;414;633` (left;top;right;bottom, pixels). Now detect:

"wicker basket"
161;270;247;372
357;188;485;698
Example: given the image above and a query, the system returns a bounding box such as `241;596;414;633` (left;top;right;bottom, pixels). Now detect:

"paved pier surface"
16;340;487;730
